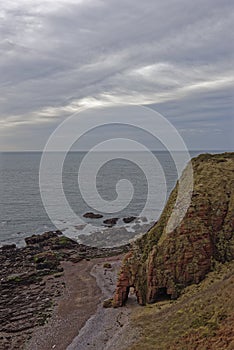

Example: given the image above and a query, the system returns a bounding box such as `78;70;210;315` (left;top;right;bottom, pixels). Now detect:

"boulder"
103;298;113;308
103;218;119;227
123;216;136;223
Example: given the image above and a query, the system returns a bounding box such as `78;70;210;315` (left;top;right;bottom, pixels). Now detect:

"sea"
0;150;223;248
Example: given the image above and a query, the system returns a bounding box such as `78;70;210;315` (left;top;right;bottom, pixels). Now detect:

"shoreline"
0;231;130;350
67;258;140;350
26;255;122;350
26;254;140;350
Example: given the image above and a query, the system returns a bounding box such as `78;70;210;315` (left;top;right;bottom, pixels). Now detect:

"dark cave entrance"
155;287;171;301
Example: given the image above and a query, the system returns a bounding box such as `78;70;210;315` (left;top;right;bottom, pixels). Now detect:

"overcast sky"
0;0;233;151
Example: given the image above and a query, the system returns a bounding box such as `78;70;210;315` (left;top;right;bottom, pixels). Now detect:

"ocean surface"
0;150;222;247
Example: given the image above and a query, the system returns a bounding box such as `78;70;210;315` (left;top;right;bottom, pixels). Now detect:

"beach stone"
103;262;112;269
103;298;113;308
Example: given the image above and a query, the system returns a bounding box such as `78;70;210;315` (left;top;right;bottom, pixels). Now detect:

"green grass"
129;261;234;350
58;236;70;244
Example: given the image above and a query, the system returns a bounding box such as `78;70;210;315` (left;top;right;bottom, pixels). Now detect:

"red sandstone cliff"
113;153;234;307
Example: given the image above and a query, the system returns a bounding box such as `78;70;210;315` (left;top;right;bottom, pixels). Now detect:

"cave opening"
155;287;171;301
125;286;137;305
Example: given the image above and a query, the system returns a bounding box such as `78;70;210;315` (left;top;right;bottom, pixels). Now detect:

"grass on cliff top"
129;261;234;350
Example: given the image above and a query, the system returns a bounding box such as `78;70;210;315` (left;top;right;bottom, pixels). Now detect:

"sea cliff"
113;153;234;307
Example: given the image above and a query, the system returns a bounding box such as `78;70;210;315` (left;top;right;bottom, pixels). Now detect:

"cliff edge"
113;152;234;307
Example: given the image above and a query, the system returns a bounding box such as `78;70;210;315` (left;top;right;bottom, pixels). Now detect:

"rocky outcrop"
0;231;129;349
24;230;63;245
113;153;234;307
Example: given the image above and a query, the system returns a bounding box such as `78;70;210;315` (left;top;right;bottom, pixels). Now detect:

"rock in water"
113;153;234;307
103;217;119;227
123;216;136;223
83;212;103;219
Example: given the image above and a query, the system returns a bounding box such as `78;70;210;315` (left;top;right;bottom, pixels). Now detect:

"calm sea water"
0;151;219;247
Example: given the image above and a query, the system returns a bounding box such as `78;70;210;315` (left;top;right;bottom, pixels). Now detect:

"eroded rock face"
113;153;234;307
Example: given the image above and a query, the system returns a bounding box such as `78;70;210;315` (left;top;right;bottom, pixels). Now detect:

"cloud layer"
0;0;233;150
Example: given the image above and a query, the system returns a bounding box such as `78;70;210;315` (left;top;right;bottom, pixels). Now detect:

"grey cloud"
0;0;233;150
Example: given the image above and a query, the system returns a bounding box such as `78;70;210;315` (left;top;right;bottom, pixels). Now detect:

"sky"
0;0;233;151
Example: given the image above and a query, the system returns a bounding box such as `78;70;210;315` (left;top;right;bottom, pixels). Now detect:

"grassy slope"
129;261;234;350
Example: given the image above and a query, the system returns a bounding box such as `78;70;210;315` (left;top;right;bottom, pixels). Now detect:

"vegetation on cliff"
130;260;234;350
